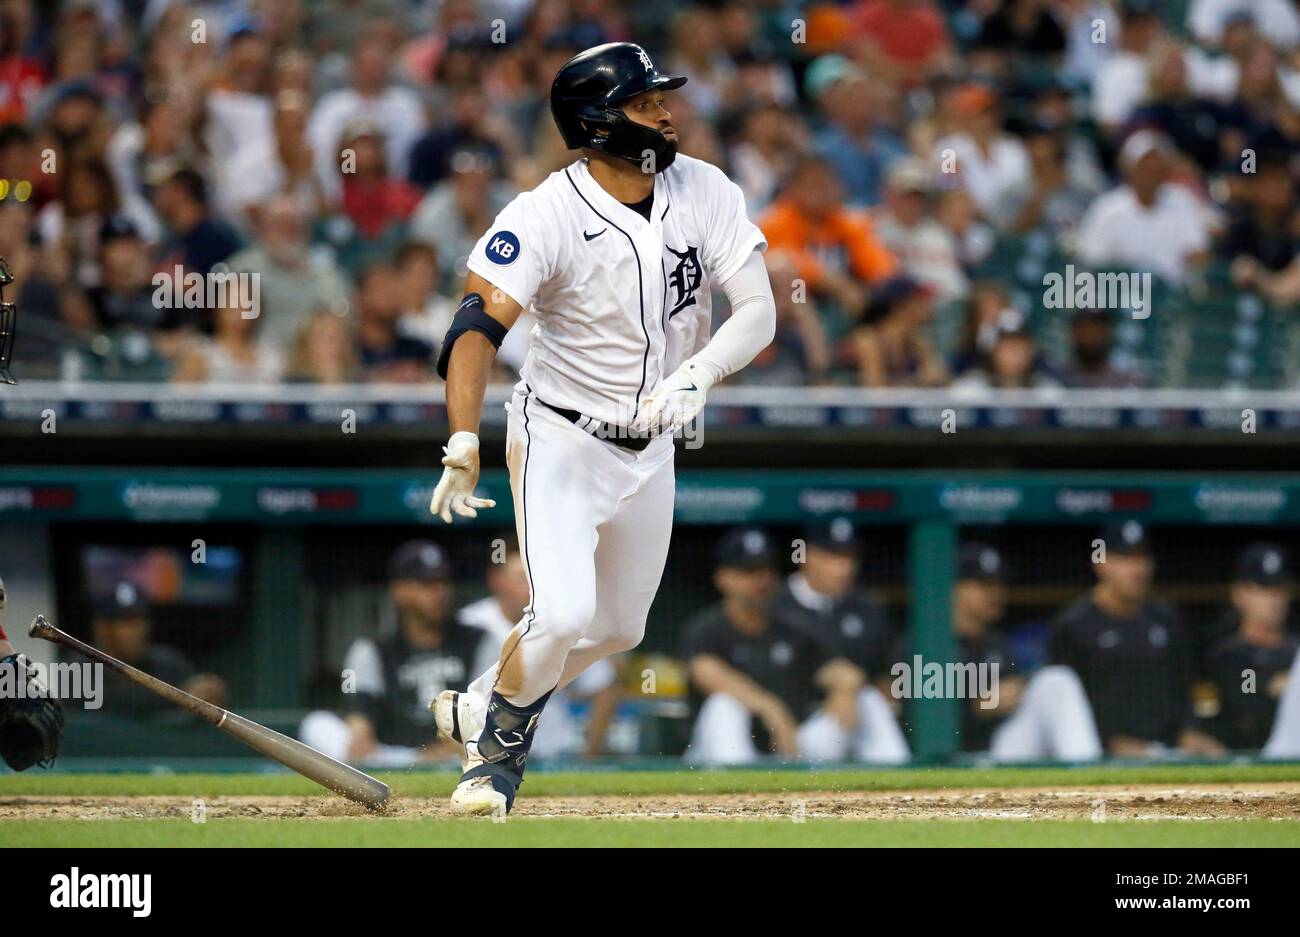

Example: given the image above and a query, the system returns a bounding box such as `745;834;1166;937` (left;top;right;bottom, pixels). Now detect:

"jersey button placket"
644;224;667;386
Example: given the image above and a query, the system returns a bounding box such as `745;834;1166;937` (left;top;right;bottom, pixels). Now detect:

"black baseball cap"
94;581;148;619
1236;543;1291;586
1119;0;1159;19
715;527;777;570
388;540;451;582
100;214;141;244
872;275;933;312
806;517;858;555
1102;520;1150;555
958;542;1003;581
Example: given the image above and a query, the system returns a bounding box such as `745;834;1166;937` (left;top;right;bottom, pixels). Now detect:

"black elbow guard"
436;292;509;379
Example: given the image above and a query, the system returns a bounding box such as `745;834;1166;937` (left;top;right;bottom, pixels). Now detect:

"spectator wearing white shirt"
219;90;323;230
1091;0;1164;134
205;13;275;196
1188;0;1300;51
873;158;968;302
307;33;427;205
933;82;1031;231
1061;0;1120;84
1074;130;1212;286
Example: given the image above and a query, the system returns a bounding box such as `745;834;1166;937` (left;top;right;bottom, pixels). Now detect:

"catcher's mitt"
0;653;64;770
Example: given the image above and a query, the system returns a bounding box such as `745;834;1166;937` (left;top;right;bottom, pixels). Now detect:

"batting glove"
430;431;496;523
635;359;715;435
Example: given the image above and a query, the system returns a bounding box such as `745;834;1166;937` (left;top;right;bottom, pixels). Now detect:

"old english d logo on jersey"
666;244;701;318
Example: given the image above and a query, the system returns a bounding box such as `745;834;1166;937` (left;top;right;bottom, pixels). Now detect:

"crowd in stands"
1;0;1298;388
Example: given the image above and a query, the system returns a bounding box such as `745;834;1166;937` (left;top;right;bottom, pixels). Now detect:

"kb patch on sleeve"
486;231;521;265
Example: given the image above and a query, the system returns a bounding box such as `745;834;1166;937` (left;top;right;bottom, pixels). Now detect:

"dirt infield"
4;781;1299;822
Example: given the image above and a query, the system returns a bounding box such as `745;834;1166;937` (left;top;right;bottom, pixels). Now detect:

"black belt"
535;397;653;452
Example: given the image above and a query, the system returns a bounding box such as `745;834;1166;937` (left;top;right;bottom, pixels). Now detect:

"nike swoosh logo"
583;228;606;241
494;730;524;748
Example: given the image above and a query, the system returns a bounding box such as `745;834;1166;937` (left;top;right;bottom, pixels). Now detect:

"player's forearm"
444;333;498;436
686;250;776;385
689;655;780;716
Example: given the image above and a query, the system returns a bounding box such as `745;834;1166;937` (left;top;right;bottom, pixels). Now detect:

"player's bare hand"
430;431;496;523
635;359;714;435
1177;728;1227;758
757;699;800;757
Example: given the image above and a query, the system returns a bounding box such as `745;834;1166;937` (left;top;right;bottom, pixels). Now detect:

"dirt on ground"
3;782;1300;822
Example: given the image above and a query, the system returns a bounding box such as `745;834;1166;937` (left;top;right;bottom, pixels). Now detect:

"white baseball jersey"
467;154;766;426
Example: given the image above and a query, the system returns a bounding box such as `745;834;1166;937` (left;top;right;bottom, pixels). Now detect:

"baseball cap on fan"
886;158;933;196
227;11;263;43
1118;129;1175;174
1236;543;1292;586
803;54;864;101
100;213;141;244
388;540;451;583
715;527;777;571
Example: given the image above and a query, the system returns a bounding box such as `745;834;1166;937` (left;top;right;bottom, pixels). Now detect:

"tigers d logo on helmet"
550;43;687;173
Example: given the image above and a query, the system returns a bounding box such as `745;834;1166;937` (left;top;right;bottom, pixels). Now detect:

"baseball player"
455;537;619;759
428;42;776;814
300;540;490;765
1050;521;1224;757
0;573;64;771
1208;543;1298;751
945;543;1101;761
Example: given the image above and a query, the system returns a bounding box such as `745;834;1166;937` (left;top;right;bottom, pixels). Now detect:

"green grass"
2;818;1298;848
3;763;1297;847
3;761;1298;798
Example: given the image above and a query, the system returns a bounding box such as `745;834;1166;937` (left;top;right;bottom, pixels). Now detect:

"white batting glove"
430;431;496;523
635;359;715;435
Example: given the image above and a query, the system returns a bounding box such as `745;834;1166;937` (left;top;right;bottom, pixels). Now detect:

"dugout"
3;466;1298;766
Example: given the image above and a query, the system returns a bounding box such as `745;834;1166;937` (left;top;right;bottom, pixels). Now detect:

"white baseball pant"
988;665;1104;761
686;688;911;765
466;383;677;712
1263;647;1300;759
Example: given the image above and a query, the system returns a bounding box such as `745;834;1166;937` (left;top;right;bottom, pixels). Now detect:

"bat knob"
28;615;51;639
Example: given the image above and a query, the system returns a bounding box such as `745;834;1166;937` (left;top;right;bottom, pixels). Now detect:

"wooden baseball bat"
28;615;390;810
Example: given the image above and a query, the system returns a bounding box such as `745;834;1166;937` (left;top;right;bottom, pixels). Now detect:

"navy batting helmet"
550;43;686;171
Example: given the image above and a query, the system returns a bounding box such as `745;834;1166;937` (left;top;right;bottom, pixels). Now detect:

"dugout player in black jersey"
683;527;909;764
950;543;1023;751
1050;521;1224;757
772;517;896;686
299;540;493;765
1206;543;1298;750
93;582;228;715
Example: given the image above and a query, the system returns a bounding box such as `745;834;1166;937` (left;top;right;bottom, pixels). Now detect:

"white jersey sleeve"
466;191;561;310
698;166;767;285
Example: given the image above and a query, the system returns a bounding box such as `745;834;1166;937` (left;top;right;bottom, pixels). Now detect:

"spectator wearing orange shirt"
760;155;898;332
